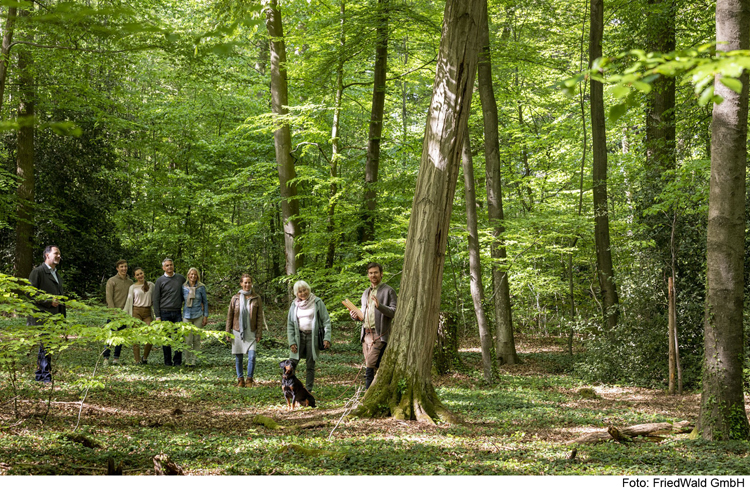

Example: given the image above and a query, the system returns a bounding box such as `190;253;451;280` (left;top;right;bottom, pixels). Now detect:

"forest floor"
0;305;749;476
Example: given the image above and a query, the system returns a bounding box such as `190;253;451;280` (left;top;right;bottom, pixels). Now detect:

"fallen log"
568;421;693;445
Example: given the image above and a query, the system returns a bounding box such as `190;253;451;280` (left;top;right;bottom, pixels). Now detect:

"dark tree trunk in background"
266;0;301;276
589;0;619;329
477;7;517;365
361;0;388;244
353;0;484;423
645;0;676;175
326;0;346;269
14;8;33;279
698;0;750;441
462;133;493;382
0;6;17;115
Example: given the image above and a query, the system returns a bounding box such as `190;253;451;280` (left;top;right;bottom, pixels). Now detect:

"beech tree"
477;6;516;366
462;133;492;382
266;0;301;275
361;0;389;244
589;0;618;329
13;8;33;279
353;0;484;423
698;0;750;441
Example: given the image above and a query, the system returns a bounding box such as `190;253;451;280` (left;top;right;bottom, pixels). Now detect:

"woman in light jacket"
123;267;155;364
286;280;331;392
182;267;208;368
226;274;263;387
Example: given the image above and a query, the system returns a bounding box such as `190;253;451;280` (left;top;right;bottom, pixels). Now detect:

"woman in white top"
124;267;155;364
286;280;332;392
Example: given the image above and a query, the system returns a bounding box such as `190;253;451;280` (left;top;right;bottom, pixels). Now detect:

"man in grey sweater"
153;258;186;366
348;262;397;389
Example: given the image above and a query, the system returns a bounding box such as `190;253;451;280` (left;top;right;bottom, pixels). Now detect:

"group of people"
28;245;398;393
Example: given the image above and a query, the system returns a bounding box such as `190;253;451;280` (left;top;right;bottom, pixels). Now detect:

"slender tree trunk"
361;0;388;244
266;0;301;275
645;0;676;175
0;6;17;116
589;0;619;329
354;0;484;423
462;133;493;383
477;7;517;365
325;0;346;269
14;8;33;279
698;0;750;441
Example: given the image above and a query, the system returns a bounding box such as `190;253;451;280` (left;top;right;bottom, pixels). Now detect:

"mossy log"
252;415;281;430
568;421;693;444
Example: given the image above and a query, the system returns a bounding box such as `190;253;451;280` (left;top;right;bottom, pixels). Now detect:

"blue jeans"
234;350;256;379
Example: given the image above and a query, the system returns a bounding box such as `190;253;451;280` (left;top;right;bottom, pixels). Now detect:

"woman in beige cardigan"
225;274;264;387
123;267;155;364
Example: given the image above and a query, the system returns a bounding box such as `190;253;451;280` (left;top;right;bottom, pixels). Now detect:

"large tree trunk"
360;0;388;244
589;0;619;329
477;9;517;365
462;133;493;382
325;0;346;269
266;0;301;276
698;0;750;441
353;0;484;424
0;6;17;116
14;8;33;279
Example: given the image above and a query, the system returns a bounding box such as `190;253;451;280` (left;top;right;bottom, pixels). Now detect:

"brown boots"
236;377;254;388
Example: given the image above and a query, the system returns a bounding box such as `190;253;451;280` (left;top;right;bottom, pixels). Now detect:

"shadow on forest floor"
1;306;748;475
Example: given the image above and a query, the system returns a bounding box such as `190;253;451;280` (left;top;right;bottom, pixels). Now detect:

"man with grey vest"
348;262;397;389
153;258;186;366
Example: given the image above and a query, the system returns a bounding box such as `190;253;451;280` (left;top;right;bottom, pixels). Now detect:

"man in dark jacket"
28;245;66;383
348;262;397;389
153;258;186;366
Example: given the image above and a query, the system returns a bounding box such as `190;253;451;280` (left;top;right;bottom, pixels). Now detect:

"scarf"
294;293;316;311
238;288;253;339
183;280;205;308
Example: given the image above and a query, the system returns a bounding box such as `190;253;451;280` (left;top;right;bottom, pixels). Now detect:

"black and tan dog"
279;359;316;410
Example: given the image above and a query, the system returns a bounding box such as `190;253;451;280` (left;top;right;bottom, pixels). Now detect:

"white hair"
293;280;311;297
162;257;173;266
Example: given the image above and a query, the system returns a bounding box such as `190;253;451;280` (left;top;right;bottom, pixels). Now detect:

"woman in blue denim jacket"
182;267;208;367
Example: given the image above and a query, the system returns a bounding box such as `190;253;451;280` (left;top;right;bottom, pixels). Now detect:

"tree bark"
462;133;493;383
0;6;17;116
477;7;517;365
645;0;676;176
361;0;388;244
698;0;750;441
266;0;301;276
14;8;33;279
325;0;346;269
589;0;619;329
353;0;484;424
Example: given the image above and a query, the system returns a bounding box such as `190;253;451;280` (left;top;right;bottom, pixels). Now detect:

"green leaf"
698;85;715;106
608;103;629;122
720;77;743;94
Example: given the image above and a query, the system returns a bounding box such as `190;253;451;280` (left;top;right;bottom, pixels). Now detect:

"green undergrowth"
1;307;748;475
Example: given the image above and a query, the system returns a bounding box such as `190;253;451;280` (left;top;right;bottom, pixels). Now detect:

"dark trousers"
102;319;124;359
160;310;182;366
36;343;52;382
292;330;316;391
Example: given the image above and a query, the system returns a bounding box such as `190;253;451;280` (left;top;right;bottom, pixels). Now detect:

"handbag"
316;308;327;351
